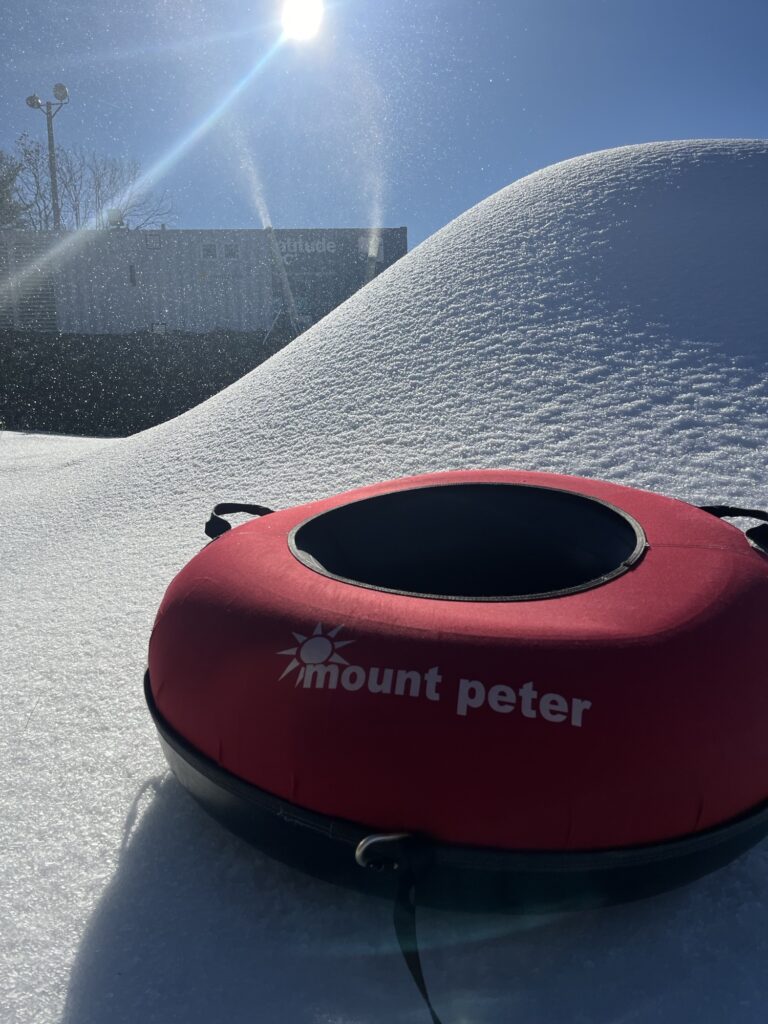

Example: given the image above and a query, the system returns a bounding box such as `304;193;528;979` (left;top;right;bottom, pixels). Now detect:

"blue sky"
2;0;767;246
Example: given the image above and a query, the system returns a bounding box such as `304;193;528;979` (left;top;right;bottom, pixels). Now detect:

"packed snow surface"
2;140;768;1023
0;432;118;472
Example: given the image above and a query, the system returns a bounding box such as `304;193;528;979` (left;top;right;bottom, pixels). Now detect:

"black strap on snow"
699;505;768;555
393;872;443;1024
204;502;274;540
355;834;442;1024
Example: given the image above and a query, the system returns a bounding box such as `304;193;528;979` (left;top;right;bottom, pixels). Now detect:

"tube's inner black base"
290;482;646;601
145;672;768;914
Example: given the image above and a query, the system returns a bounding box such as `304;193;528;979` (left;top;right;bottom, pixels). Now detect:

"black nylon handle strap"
204;502;274;540
698;505;768;522
393;871;444;1024
698;505;768;555
355;834;442;1024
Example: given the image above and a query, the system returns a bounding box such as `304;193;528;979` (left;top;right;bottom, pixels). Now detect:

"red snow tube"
146;469;768;908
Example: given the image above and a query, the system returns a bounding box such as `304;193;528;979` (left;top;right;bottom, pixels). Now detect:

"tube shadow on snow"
61;775;423;1024
61;775;768;1024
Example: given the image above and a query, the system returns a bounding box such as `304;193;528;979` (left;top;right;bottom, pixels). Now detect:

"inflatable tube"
146;469;768;907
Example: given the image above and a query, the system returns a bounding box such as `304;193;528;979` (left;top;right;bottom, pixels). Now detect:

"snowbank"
2;140;768;1024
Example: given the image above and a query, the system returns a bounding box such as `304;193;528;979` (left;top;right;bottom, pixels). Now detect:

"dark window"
223;243;239;259
128;264;137;286
202;243;217;259
145;233;162;249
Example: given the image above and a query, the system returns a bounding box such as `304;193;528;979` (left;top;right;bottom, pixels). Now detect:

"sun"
281;0;324;41
278;623;354;683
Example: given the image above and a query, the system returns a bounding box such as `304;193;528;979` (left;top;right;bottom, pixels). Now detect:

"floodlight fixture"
53;83;69;103
26;94;43;109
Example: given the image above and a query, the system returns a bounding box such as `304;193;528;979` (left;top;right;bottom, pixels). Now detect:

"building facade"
0;227;407;334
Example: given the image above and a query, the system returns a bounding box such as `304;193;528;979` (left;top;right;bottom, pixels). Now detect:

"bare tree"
13;134;174;231
0;150;26;228
14;134;53;230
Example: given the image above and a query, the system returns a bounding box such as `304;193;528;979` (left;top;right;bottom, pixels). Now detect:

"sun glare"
281;0;324;41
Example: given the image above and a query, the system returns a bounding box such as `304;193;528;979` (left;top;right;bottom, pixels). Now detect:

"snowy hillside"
2;139;768;1024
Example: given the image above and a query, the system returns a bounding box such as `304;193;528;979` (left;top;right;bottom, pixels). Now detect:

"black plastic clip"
355;832;433;874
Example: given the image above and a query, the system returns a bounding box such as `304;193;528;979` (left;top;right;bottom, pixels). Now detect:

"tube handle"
204;502;274;540
699;505;768;555
355;834;441;1024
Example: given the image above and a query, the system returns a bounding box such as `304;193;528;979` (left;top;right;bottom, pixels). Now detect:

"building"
0;226;407;334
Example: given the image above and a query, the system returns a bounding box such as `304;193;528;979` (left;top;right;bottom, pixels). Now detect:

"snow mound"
3;140;768;1024
109;137;768;509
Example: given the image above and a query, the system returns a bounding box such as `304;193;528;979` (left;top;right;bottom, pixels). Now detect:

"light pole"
26;84;70;231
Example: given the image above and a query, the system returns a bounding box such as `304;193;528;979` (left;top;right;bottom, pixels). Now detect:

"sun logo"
278;623;354;684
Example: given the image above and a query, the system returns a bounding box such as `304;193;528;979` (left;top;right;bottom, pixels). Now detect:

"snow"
0;432;119;472
2;139;768;1023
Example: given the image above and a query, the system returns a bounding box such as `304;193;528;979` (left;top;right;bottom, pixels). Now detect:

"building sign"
277;235;338;261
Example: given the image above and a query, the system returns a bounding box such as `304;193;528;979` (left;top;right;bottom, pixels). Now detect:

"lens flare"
0;38;284;308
